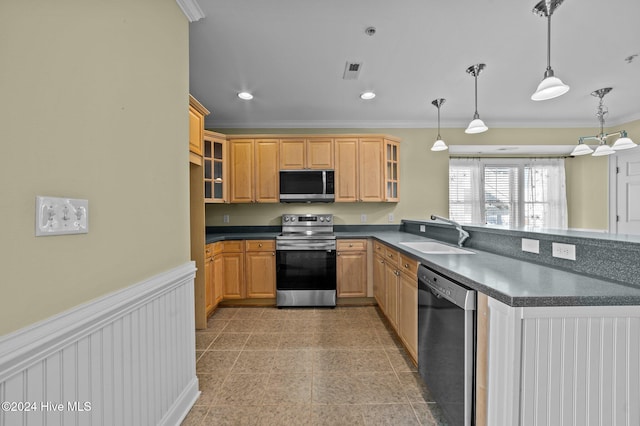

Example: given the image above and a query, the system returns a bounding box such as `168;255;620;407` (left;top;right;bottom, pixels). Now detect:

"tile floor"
182;306;446;425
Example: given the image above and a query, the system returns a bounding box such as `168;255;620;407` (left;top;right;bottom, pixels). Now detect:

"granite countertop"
205;230;640;308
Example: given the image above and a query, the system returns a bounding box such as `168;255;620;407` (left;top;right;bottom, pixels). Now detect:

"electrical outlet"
552;242;576;260
360;214;367;223
420;225;426;233
388;213;394;223
521;238;540;254
223;215;230;223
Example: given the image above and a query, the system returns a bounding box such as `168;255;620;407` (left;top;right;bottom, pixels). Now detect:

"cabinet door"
337;250;367;297
229;139;254;203
188;105;203;157
385;263;399;330
213;254;223;304
205;255;214;316
334;138;359;202
398;272;418;362
373;254;386;311
279;139;306;169
306;138;334;169
246;251;276;298
359;138;384;202
222;252;245;299
204;131;227;203
384;139;400;202
255;139;279;203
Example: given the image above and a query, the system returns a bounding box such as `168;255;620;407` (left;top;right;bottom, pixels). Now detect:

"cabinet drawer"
399;253;419;279
384;247;400;265
373;241;386;256
205;244;214;259
245;240;275;252
337;239;367;251
223;240;244;252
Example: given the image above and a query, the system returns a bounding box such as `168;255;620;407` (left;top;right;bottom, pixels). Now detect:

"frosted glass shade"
592;144;615;157
612;137;637;151
531;76;570;101
431;139;448;151
465;118;488;134
570;143;594;156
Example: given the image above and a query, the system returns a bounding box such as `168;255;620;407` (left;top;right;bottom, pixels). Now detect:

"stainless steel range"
276;213;336;307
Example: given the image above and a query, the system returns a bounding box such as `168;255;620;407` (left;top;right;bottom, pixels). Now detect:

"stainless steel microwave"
279;170;335;203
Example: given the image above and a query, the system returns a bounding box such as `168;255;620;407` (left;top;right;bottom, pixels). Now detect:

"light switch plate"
36;196;88;236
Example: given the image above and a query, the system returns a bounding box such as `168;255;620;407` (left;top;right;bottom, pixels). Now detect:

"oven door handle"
276;242;336;251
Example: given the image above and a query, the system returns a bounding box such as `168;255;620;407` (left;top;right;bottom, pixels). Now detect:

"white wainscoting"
487;299;640;426
0;262;198;426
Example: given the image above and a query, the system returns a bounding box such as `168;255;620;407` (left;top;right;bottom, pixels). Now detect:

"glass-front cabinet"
204;130;227;203
384;138;400;202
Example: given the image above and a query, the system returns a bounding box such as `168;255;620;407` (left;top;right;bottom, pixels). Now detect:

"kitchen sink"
399;241;475;255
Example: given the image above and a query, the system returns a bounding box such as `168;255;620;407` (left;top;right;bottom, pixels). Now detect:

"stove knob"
284;217;290;222
291;217;296;222
319;217;325;222
325;216;331;222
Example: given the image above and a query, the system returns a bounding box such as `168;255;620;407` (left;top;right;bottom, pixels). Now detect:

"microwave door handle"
322;171;326;195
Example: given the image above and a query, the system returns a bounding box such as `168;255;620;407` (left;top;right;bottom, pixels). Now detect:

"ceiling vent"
342;61;362;80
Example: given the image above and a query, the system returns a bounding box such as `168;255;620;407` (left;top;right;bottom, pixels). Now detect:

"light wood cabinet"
336;239;368;297
255;139;279;203
203;131;227;203
245;240;276;298
279;138;333;170
229;139;279;203
384;139;400;202
189;95;209;164
335;137;396;202
334;138;359;202
373;241;419;363
205;242;224;317
221;241;245;299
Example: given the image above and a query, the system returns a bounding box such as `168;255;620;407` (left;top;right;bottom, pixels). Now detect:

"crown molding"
176;0;205;22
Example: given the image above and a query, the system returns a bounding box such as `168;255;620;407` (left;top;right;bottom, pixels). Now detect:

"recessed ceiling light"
360;91;376;100
238;92;253;100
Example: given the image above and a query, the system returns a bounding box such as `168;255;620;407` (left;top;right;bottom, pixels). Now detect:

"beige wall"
0;0;190;334
205;125;636;230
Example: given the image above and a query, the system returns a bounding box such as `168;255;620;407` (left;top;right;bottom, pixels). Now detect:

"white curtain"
523;158;568;229
449;158;483;224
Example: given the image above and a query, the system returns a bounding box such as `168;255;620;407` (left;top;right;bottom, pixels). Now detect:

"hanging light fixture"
431;98;447;151
531;0;570;101
465;64;488;134
571;87;637;157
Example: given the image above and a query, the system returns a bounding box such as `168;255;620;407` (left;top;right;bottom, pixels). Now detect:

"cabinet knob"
404;263;409;268
258;243;263;247
379;260;384;264
272;252;275;256
349;244;353;247
337;252;341;256
388;254;392;258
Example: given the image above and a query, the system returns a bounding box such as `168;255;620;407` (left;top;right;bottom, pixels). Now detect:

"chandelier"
571;88;637;157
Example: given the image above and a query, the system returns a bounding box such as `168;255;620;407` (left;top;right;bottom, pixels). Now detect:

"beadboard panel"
0;263;198;426
487;298;640;426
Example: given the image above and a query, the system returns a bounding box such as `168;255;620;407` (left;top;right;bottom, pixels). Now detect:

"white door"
612;149;640;235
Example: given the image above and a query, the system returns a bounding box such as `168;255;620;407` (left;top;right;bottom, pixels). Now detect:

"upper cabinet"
188;95;210;165
224;133;399;204
335;136;399;202
203;130;227;203
229;138;279;203
280;138;334;170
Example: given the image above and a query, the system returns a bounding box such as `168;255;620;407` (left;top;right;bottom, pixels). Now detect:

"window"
449;158;568;229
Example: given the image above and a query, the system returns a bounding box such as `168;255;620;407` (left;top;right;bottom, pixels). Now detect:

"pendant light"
571;87;637;157
531;0;570;101
465;64;488;134
431;98;448;151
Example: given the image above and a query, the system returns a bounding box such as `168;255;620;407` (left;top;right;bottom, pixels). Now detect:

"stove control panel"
282;214;332;224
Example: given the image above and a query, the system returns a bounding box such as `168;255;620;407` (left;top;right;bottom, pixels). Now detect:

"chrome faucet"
430;215;470;247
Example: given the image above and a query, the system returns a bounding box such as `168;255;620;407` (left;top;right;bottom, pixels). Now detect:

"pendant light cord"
546;14;552;71
437;105;442;140
474;70;479;119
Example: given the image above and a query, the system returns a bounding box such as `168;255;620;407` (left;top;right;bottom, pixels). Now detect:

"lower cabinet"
205;242;223;317
374;241;419;363
245;240;276;298
337;239;368;297
222;241;245;299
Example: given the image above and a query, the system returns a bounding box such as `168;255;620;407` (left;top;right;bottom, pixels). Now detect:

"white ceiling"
189;0;640;130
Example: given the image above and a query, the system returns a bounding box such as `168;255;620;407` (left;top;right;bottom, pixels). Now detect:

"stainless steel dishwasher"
418;264;476;426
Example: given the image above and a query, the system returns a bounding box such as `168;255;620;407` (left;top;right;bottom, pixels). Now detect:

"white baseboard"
0;262;197;426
